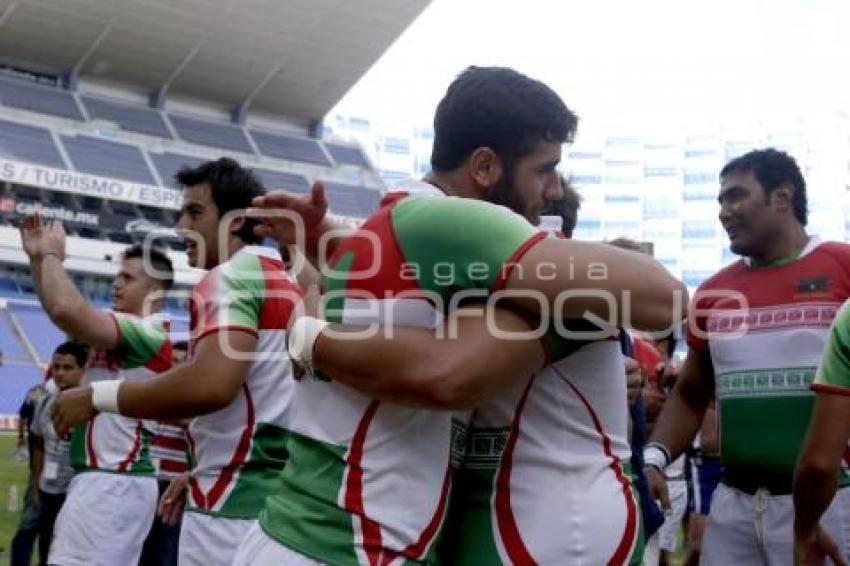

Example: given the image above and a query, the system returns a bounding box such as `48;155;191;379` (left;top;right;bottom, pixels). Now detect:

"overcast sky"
332;0;850;137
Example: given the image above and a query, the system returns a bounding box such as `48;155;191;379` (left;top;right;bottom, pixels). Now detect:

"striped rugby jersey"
688;237;850;490
185;245;300;519
260;181;549;565
71;312;171;475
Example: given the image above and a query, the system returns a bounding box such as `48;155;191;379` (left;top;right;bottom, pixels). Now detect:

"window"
682;270;715;288
684;173;715;185
644;167;679;177
605;194;640;203
568;151;603;159
383;137;410;155
682;224;716;239
576;219;602;232
348;117;370;131
685;149;716;158
572;175;602;184
604;175;639;185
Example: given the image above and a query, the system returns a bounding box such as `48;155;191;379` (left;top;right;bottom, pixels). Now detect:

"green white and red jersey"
260;181;639;564
260;181;548;565
185;245;300;519
71;312;172;475
814;299;850;395
689;238;850;491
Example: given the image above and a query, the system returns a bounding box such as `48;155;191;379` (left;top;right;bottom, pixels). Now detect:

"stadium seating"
325;142;371;168
250;129;333;167
0;362;46;415
0;313;27;359
9;304;67;360
61;135;158;185
324;182;382;217
0;75;84;121
168;114;254;154
0;119;67;169
82;96;173;140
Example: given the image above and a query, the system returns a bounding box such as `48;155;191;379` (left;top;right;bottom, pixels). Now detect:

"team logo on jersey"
795;276;830;295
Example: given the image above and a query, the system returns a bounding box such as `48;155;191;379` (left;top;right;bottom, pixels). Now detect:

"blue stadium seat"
81;96;172;139
252;168;311;193
9;304;66;360
325;143;371;168
0;363;46;415
0;75;84;121
168;114;253;154
148;152;205;190
61;135;157;185
0;277;20;299
0;119;67;169
250;129;333;167
323;182;381;218
0;312;27;358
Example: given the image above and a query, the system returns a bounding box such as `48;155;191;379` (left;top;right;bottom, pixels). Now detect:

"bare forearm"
30;440;44;481
117;365;235;420
794;465;837;535
649;389;708;460
314;326;457;407
35;255;87;322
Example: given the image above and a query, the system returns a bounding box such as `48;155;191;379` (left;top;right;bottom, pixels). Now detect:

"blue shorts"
687;454;722;515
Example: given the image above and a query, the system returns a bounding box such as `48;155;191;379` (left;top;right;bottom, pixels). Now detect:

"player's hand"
248;181;329;246
52;386;96;439
644;464;671;513
795;525;847;566
159;472;189;526
20;215;67;261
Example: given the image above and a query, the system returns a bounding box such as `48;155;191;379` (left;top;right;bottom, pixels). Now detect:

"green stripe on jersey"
390;197;537;294
216;422;289;518
114;313;169;369
260;429;357;565
815;300;850;390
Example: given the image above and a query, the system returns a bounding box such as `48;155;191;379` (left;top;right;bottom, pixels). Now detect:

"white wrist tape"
643;443;670;470
91;380;122;414
288;316;329;366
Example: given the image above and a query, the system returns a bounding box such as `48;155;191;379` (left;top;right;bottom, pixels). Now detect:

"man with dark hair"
19;218;174;566
644;148;850;564
29;341;88;566
238;66;683;565
52;157;300;566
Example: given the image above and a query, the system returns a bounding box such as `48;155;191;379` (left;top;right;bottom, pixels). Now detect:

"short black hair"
431;66;578;171
122;244;174;290
720;148;808;225
175;158;266;244
173;341;189;352
54;341;89;368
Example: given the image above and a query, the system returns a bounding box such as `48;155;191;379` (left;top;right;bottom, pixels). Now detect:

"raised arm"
306;305;545;409
20;216;118;349
52;330;256;435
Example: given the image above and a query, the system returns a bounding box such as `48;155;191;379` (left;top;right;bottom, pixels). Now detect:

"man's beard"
483;169;532;222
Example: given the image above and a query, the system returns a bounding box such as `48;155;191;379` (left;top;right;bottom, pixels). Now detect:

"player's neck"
424;171;478;199
749;225;810;268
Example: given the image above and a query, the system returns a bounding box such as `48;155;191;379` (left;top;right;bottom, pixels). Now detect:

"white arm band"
91;380;122;414
287;316;330;367
643;443;671;470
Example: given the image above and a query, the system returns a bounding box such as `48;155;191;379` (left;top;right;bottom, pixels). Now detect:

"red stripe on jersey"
146;322;173;373
490;231;548;293
556;368;638;565
160;459;189;474
118;421;143;472
152;435;187;451
185;430;206;508
86;419;99;469
206;383;256;510
812;383;850;397
257;256;302;330
343;401;383;566
494;377;538;565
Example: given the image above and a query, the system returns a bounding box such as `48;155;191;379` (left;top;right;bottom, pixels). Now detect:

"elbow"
795;456;838;486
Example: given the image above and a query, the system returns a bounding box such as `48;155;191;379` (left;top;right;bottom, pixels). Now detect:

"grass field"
0;431;30;563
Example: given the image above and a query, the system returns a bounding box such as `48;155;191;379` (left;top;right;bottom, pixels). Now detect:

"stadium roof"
0;0;430;123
